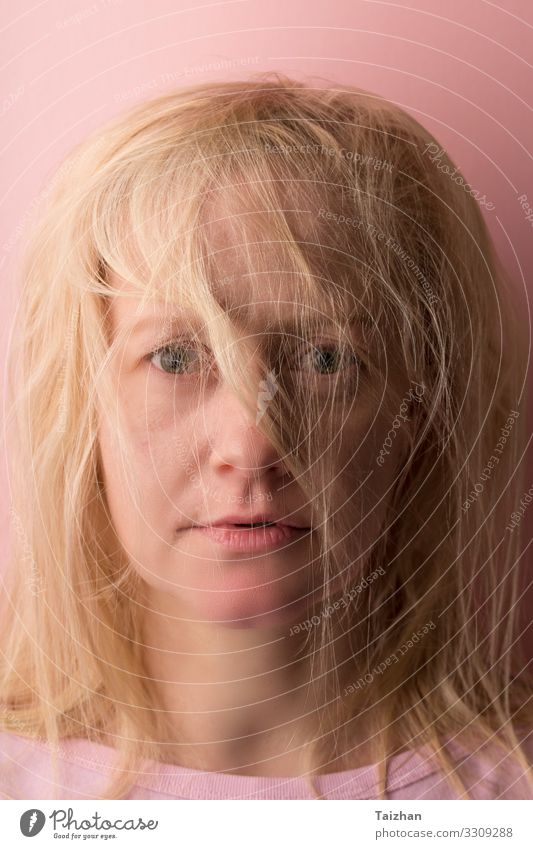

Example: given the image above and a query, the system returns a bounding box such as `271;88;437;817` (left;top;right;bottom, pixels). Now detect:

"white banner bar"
2;799;532;848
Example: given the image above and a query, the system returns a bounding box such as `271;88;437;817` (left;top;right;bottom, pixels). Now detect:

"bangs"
87;114;379;342
75;84;426;422
6;77;529;801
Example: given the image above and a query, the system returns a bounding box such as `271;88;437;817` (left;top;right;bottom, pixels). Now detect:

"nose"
206;381;287;485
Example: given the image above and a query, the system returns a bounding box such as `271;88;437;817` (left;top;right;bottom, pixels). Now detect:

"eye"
294;341;362;376
149;341;209;375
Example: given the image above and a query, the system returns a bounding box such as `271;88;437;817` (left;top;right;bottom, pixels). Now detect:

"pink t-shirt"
0;729;532;800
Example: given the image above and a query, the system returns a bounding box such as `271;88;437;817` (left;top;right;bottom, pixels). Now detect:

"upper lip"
195;513;311;529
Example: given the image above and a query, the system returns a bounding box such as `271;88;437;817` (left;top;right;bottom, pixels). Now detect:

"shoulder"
444;726;533;799
0;729;40;759
0;729;112;800
0;730;49;799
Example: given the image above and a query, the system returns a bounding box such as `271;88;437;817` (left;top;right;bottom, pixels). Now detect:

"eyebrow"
128;314;199;337
126;309;360;340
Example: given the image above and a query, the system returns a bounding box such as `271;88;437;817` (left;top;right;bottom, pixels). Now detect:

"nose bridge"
207;378;282;476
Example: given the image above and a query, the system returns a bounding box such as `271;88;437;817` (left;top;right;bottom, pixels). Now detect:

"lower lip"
192;524;311;552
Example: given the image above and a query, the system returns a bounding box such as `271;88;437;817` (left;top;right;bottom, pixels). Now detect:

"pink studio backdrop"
1;1;532;648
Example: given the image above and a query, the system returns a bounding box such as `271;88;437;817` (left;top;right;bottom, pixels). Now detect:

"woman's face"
97;260;411;631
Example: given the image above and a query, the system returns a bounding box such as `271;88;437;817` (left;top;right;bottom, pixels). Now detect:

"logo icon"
20;809;46;837
256;369;279;425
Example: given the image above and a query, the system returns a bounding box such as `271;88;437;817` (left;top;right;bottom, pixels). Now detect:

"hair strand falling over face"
1;71;532;800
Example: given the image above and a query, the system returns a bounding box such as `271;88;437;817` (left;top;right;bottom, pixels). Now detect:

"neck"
137;586;371;776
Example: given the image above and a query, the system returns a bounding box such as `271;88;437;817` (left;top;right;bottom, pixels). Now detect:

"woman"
1;72;532;800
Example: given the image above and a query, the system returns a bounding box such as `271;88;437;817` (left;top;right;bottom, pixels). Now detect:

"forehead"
201;186;323;302
106;272;347;346
105;182;362;333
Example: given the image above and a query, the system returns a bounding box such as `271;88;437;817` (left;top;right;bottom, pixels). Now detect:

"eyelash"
146;338;365;379
147;340;210;377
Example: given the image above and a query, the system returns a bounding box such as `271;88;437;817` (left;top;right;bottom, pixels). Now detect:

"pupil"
161;346;192;373
314;346;342;374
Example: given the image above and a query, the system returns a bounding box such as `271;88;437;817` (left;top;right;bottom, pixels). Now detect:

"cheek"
101;393;212;558
119;385;187;469
97;420;138;551
324;410;410;530
345;405;410;475
97;398;182;528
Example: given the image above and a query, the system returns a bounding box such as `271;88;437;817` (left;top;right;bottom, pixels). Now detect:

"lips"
211;521;309;531
193;522;311;552
201;513;311;530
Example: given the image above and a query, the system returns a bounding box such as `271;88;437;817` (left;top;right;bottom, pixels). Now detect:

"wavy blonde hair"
1;72;532;800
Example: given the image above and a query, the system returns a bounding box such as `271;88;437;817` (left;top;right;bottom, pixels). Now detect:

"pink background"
1;0;532;644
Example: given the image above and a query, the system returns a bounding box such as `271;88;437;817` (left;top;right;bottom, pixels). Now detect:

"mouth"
191;522;311;552
233;521;276;527
211;521;311;531
193;510;312;530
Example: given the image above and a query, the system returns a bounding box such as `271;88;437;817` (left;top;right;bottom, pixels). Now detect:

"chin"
187;590;311;631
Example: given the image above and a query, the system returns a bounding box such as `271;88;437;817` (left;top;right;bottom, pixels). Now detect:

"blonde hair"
1;71;532;800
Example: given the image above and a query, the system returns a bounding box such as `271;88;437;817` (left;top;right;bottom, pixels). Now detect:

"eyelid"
147;334;204;355
146;337;211;375
145;336;366;377
291;338;364;368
